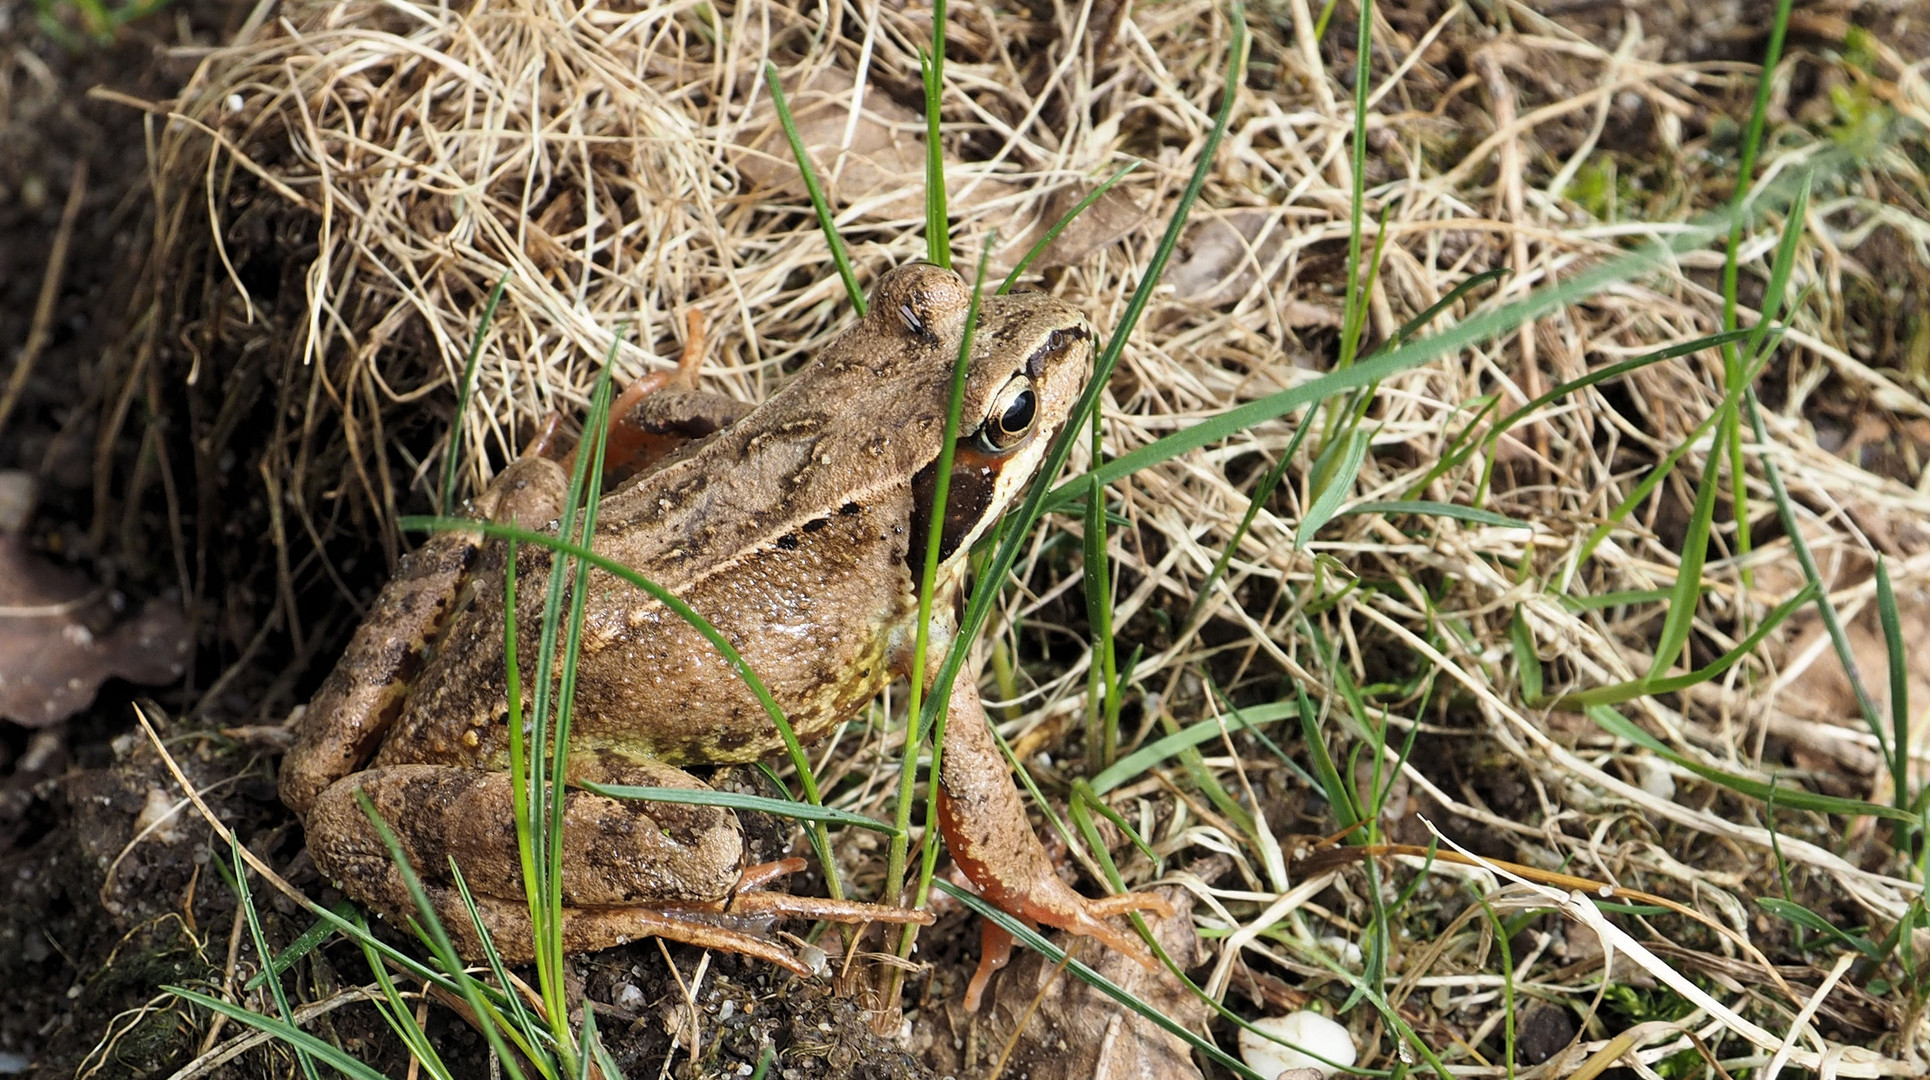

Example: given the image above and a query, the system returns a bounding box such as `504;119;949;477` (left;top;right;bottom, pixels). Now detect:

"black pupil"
1000;389;1036;434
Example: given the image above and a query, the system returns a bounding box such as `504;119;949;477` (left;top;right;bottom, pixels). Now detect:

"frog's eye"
977;376;1038;452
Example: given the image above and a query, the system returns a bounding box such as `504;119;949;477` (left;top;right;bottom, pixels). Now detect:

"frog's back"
375;263;1070;771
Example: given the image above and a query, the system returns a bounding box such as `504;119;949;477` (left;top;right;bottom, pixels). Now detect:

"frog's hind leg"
304;763;924;968
278;455;569;816
404;883;828;974
721;857;936;929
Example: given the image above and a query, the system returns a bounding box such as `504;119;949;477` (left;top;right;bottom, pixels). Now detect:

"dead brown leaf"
1166;210;1339;331
0;481;191;726
734;64;1014;224
731;64;1141;274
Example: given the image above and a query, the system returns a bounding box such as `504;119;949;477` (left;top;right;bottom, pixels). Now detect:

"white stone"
1238;1011;1357;1078
1635;758;1676;801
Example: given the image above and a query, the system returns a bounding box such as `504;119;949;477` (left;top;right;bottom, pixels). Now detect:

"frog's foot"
953;870;1174;1011
607;308;707;417
932;675;1175;1009
726;858;935;929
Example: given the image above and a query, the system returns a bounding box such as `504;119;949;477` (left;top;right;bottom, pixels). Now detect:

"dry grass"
130;0;1930;1073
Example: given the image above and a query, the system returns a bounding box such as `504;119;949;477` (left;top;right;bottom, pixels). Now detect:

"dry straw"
132;0;1930;1070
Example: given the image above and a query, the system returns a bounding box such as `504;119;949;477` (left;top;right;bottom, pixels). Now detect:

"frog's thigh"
279;456;569;815
306;760;743;919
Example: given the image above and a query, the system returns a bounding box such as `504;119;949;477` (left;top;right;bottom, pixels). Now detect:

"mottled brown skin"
280;263;1170;990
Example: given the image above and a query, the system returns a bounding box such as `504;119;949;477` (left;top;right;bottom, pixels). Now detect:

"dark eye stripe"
1024;324;1091;379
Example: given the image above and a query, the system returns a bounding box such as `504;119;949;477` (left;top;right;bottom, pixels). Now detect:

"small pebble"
1316;935;1363;967
1238;1010;1357;1078
1635;758;1675;801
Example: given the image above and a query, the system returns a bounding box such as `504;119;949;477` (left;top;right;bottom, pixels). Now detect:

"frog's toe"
724;857;934;927
961;874;1174;1010
1012;884;1173;965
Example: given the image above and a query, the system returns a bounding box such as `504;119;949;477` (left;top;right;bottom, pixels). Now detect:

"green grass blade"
227;838;322;1080
1334;0;1375;373
1000;161;1140;294
1585;705;1916;823
441;272;510;514
1716;0;1793;583
586;1011;626;1080
1743;176;1811;364
1341;500;1528;529
894;248;992;938
253;898;473;1002
1086;707;1301;794
1743;385;1887;750
1182;406;1315;631
922;3;1250;752
1451;329;1761;503
502;538;543;1002
1083;474;1120;770
1553;583;1814;707
1645;418;1727;682
543;339;624;980
352;790;543;1075
1295;426;1368;549
1573;333;1780;574
1876;558;1910;816
447;865;545;1069
245;900;357;992
1379;267;1510;353
921;0;951;268
1070;780;1162;869
1719;0;1795;547
1511;608;1543;703
1297;682;1359;832
763;63;865;314
164;988;396;1080
1756;897;1887;962
581;784;901;834
1641;173;1810;679
352;920;458;1080
1586;177;1801;581
511;329;623;1041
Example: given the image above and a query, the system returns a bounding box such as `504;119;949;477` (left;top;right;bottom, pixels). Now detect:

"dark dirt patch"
1;1;275;1070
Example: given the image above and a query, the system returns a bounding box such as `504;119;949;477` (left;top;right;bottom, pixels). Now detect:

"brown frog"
280;263;1171;1007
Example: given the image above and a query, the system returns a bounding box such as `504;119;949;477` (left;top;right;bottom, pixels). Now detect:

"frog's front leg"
304;758;929;967
280;456;570;815
934;670;1175;1010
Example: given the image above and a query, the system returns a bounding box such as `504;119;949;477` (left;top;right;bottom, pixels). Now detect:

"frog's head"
866;263;1095;584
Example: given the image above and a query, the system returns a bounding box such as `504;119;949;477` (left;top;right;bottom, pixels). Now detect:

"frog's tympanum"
281;264;1172;1008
